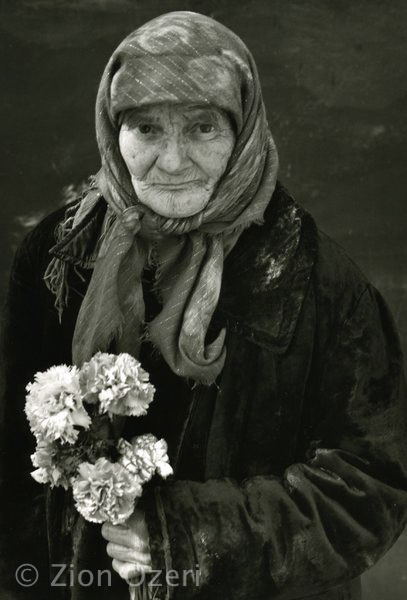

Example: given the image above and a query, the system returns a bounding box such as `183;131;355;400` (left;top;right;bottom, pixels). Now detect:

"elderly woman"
1;11;407;600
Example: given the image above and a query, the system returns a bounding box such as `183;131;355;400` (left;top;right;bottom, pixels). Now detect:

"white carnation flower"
118;434;173;484
79;352;155;418
30;441;71;489
25;365;91;444
72;458;142;525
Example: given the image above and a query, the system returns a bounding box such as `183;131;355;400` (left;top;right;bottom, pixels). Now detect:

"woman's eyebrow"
123;109;160;126
183;108;220;122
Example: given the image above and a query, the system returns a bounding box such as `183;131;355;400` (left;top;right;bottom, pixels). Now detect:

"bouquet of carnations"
25;351;172;599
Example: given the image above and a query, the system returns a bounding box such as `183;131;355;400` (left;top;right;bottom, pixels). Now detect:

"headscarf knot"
119;206;142;234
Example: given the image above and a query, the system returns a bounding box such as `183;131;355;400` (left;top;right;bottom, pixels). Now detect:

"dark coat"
1;183;407;600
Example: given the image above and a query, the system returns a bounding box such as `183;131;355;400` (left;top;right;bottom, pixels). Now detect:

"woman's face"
118;103;236;218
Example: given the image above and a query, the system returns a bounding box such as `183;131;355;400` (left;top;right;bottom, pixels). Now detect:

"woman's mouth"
150;181;201;190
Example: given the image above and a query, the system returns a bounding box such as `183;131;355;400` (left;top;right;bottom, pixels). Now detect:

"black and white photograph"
1;2;407;599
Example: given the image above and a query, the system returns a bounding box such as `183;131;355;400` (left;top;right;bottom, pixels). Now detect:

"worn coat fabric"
1;183;407;600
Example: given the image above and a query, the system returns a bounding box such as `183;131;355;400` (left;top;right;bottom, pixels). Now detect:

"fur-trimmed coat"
1;183;407;600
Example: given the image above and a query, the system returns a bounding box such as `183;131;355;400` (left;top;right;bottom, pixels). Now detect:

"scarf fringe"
44;179;112;321
43;204;79;321
44;258;69;322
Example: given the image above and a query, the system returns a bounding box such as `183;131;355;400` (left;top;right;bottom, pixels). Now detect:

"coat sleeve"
0;232;50;599
143;284;407;600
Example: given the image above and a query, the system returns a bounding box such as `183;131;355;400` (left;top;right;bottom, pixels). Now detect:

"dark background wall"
1;0;406;597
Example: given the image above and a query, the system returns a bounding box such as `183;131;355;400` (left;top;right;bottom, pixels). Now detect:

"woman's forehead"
122;103;227;124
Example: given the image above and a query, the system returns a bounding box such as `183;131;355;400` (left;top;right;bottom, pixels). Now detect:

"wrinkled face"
118;103;236;218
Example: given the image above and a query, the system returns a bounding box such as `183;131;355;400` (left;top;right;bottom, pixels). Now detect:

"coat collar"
218;182;318;353
50;182;318;355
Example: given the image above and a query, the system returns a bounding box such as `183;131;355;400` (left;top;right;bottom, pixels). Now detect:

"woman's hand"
101;508;152;581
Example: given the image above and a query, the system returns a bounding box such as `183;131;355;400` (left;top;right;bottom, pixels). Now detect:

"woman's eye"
198;123;214;134
138;124;153;134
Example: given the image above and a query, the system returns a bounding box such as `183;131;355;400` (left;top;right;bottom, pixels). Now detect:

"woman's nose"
156;135;189;174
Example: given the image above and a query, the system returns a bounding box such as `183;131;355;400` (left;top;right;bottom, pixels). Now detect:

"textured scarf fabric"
48;11;279;385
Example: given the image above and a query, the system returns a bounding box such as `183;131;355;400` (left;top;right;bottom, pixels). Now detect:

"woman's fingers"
106;542;152;567
102;510;152;582
112;558;152;581
101;522;148;551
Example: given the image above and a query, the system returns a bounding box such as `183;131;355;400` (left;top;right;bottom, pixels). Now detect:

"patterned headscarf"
48;11;279;385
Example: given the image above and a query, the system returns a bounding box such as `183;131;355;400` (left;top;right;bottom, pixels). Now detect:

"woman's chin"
138;191;211;219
